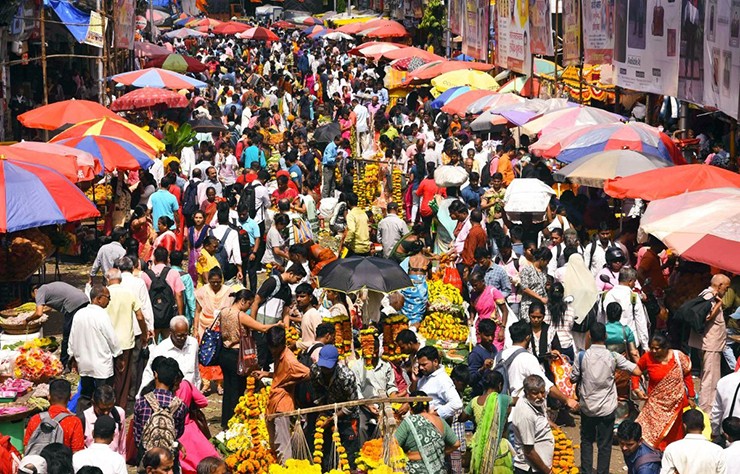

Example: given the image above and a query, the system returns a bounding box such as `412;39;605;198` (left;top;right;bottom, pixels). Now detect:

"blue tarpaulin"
44;0;90;43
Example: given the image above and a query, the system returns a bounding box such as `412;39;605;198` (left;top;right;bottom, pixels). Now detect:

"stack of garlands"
363;163;379;206
353;162;366;207
381;314;408;363
391;167;404;219
325;314;352;358
551;428;579;474
360;327;377;369
313;415;350;474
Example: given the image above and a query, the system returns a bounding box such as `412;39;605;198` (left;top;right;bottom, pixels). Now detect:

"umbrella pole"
40;7;49;142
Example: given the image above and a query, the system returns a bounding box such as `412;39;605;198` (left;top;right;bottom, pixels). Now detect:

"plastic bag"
443;266;463;292
434;165;468;187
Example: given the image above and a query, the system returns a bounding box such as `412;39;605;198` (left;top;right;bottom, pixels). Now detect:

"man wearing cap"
377;203;409;259
310;345;361;471
72;415;127;474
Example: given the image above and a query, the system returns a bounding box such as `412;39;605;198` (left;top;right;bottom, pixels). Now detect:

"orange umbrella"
404;60;495;84
10;142;102;181
49;117;164;155
358;20;408;38
441;90;499;116
379;46;443;62
17;100;122;131
337;18;382;34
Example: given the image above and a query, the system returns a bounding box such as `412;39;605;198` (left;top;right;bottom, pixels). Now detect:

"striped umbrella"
54;136;155;172
553;150;671;187
639;188;740;273
520;105;624;136
111;68;207;90
50;117;164;155
0;158;99;233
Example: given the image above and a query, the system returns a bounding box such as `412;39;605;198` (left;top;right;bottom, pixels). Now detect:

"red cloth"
276;170;299;192
272;187;299;203
24;405;85;453
0;435;19;474
237;172;258;185
416;178;446;217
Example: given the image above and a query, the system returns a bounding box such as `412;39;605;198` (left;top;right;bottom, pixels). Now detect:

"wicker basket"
0;309;46;335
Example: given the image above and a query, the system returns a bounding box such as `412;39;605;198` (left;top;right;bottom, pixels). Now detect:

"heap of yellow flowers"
551;428;579;474
222;377;276;473
84;183;113;205
391;167;404;219
268;459;321;474
286;325;300;353
381;314;408;363
419;311;469;342
427;280;463;308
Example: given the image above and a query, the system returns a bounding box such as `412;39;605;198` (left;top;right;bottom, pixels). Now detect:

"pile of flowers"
391;167;404;219
14;347;63;382
286;325;300;353
216;377;275;473
381;314;408;363
427;280;463;309
268;459;320;474
356;438;407;474
84;183;113;205
419;311;469;342
552;428;579;474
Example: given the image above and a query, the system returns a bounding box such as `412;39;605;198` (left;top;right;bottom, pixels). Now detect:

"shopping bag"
550;354;576;399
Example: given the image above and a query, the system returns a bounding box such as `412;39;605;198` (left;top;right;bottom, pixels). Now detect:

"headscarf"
562;253;599;323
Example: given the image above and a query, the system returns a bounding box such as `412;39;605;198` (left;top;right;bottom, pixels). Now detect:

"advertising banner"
613;0;681;95
677;0;705;104
528;0;554;55
463;0;491;59
114;0;135;50
562;0;581;65
451;0;464;35
583;0;615;63
701;0;740;118
495;0;531;72
84;11;106;48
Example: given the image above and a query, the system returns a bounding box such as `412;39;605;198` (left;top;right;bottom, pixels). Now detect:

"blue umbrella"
431;86;471;109
454;54;475;61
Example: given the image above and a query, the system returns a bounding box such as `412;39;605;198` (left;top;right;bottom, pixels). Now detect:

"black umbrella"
317;256;413;294
313;122;341;143
188;118;229;133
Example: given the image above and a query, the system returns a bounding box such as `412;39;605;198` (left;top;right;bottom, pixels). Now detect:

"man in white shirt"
72;415;127;474
138;316;201;395
710;368;740;438
601;267;650;351
197;166;223;205
115;256;153;402
414;346;462;422
377;203;409;259
511;375;555;474
180;145;196;178
583;224;619;276
723;417;740;474
68;285;121;412
425;141;442;168
210;211;243;282
352;98;371;153
660;409;725;474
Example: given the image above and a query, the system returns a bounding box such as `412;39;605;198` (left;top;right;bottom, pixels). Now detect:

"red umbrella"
272;20;298;29
238;26;279;41
17;100;122;130
212;21;251;35
358;20;408;38
0;145;89;182
404;60;495;84
380;46;443;62
302;17;324;26
9;142;102;181
604;164;740;201
337;19;382;34
441;90;499;116
144;53;207;73
111;87;190;111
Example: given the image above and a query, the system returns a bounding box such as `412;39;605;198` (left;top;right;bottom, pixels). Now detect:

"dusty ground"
37;259;637;473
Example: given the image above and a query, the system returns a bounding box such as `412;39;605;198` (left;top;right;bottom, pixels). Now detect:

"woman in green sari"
395;391;460;474
460;371;514;474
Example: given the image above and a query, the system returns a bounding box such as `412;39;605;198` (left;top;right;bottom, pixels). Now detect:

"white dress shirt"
138;335;201;396
120;272;153;337
180;146;196;178
724;441;740;474
583;240;618;276
710;371;740;436
73;443;127;474
659;433;725;474
601;285;650;351
68;304;121;379
416;367;463;420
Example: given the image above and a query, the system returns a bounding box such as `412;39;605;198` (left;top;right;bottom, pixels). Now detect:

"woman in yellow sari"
194;266;233;394
196;236;220;287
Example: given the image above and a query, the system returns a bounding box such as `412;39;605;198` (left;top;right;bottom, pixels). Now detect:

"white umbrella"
554;150;671;187
504;178;556;222
323;31;353;41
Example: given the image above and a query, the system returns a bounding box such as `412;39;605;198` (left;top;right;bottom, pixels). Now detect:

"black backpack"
295;343;324;408
674;294;715;334
145;267;177;329
493;347;528;396
240;182;259;219
230;220;252;260
182;181;199;216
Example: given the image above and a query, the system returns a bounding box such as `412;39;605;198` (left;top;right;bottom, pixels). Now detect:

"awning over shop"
44;0;90;43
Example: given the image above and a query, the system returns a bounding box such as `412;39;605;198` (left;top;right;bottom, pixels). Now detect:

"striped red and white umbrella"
521;105;624;137
639;187;740;274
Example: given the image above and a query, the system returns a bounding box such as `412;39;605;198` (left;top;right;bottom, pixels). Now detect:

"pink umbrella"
349;41;406;59
134;41;171;58
8;142;102;181
639;187;740;273
358;20;408;38
528;124;597;158
520;105;624;136
237;26;280;41
380;46;443;62
441;90;499;116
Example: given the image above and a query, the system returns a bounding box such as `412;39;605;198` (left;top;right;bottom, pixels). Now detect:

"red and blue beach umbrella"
54;136;155;172
0;158;100;233
111;67;207;90
553;122;685;165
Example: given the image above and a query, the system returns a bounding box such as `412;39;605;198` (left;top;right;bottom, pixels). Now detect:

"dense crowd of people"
4;12;740;474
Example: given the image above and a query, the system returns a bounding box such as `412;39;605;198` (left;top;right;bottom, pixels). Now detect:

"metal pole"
41;7;49;141
678;100;688;134
149;0;155;41
446;0;451;58
97;0;104;104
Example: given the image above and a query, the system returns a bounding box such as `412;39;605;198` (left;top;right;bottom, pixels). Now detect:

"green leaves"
163;123;198;155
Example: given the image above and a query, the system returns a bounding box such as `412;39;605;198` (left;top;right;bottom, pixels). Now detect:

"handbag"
198;314;222;367
237;322;259;375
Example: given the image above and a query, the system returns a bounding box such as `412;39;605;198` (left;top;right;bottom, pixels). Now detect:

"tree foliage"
419;0;446;36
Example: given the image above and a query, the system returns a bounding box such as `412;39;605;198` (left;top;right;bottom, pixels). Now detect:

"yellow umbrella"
431;70;499;92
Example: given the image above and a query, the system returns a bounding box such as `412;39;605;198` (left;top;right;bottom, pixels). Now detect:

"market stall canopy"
111;87;190;112
337;18;385;34
17;100;122;131
212;21;251;35
639;188;740;274
431;70;498;92
144;54;207;73
441;90;499;116
163;28;207;39
379;46;443;62
528;124;596;158
271;20;298;29
503;178;556;223
349;41;406;59
303;25;327;36
317;256;413;293
0;158;100;233
403;60;495;84
188;17;222;29
134;41;171;58
430;86;471;109
2;143;98;182
554;150;672;188
464;92;526;115
54;136;155;172
358;20;409;38
604;164;740;200
111;68;207;90
552;122;684;165
10;142;102;179
238;27;280;41
50;117;165;155
520;105;624;136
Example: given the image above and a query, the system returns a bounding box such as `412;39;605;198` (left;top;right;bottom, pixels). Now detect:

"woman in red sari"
200;186;221;225
151;216;177;258
632;333;696;451
129;204;154;262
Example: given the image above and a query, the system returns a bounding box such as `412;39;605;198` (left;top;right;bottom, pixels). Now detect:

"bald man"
689;273;731;412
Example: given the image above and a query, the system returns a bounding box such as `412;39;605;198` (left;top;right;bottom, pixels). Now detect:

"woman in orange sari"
632;333;696;451
194;266;233;394
129;204;154;262
200;186;222;225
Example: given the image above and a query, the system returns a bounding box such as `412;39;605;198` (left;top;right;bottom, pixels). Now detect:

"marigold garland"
360;327;377;369
381;314;408;363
